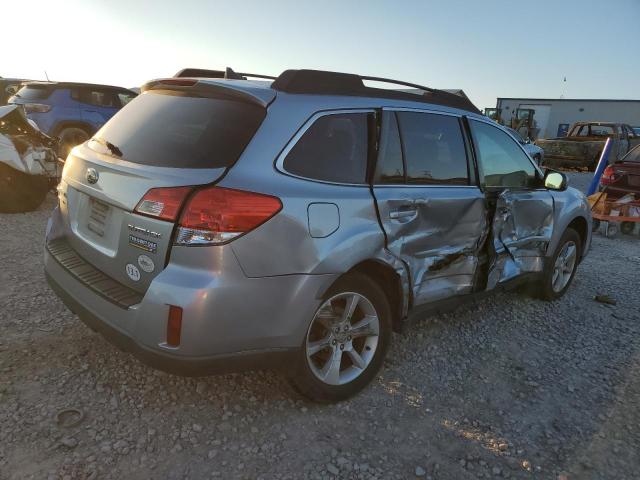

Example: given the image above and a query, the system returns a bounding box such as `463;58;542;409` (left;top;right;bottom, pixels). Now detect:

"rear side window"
396;112;469;185
73;88;120;107
283;113;369;184
92;91;266;169
117;91;136;106
13;85;52;101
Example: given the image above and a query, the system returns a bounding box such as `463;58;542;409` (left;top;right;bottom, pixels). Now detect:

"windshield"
91;90;266;169
622;144;640;163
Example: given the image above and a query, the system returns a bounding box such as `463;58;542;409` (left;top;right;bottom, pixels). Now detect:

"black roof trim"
497;97;640;103
174;67;277;81
271;69;481;114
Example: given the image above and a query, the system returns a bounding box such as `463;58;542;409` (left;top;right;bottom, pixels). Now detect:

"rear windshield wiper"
92;137;123;157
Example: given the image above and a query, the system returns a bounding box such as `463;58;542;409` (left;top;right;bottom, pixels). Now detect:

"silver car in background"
45;69;591;402
506;126;544;165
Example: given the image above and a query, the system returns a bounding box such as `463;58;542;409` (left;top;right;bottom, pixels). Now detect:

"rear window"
623;145;640;163
13;84;52;101
282;113;369;184
572;124;615;137
91;91;266;168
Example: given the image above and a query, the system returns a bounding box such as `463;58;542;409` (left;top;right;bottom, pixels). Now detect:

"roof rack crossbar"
174;67;276;80
237;72;277;80
359;75;438;94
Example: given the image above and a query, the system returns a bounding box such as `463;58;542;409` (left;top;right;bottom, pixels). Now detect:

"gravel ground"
2;172;640;480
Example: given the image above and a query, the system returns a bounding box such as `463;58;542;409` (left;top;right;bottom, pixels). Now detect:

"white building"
495;98;640;139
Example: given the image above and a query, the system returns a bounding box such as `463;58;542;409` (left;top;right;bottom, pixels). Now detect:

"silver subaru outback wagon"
44;68;592;402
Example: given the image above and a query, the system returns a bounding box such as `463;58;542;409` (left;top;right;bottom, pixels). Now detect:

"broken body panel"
0;105;59;178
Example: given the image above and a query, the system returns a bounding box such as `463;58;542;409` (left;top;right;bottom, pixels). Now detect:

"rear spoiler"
141;78;276;108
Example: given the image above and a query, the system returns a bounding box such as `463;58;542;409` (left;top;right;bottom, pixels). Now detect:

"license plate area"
87;198;111;237
627;175;640;187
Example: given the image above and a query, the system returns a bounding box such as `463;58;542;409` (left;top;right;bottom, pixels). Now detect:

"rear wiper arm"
92;137;122;157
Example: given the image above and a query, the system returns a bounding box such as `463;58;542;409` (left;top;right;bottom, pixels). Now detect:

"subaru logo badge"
86;168;99;184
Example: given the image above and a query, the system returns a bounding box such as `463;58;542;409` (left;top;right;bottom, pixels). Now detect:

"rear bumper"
44;234;337;376
46;269;296;375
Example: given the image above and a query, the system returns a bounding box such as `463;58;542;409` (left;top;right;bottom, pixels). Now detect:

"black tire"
0;163;49;213
621;222;635;235
288;272;392;403
57;126;90;159
537;228;582;301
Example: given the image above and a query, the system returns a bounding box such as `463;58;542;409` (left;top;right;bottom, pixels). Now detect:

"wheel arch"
346;258;407;332
567;215;589;259
52;120;95;138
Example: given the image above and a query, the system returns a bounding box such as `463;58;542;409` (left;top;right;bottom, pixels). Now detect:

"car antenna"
44;70;50;81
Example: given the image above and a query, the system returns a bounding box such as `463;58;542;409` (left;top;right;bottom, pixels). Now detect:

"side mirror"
524;137;531;144
544;170;567;191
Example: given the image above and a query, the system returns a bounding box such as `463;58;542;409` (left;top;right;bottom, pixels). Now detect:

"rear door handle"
389;208;418;220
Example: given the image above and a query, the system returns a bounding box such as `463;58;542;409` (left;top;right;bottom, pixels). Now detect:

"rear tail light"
176;186;282;246
600;166;618;185
134;186;194;221
24;103;51;113
166;305;183;347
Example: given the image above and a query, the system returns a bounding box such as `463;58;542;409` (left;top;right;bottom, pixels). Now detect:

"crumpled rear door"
487;189;554;288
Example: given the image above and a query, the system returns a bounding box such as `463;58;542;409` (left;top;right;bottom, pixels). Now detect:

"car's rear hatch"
55;79;274;296
604;161;640;196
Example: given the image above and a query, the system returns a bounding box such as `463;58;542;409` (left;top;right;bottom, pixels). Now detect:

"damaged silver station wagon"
45;68;592;402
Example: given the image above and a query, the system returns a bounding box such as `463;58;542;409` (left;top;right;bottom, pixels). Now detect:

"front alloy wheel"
538;228;581;300
551;240;577;293
289;273;391;402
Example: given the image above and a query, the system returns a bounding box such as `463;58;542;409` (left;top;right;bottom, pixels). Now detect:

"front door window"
470;120;537;189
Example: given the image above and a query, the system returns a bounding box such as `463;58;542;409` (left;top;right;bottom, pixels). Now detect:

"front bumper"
44;237;337;376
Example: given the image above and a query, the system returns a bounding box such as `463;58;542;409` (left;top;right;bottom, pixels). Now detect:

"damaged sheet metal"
0;105;60;212
374;184;488;306
0;105;58;177
487;189;554;288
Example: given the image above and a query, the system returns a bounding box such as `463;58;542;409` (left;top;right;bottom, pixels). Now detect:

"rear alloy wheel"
538;228;581;300
289;273;391;402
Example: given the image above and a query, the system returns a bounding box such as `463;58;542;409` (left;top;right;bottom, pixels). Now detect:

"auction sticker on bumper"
125;263;141;282
128;234;157;253
137;254;155;273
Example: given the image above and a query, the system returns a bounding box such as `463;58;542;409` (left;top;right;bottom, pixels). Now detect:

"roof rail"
271;69;480;114
174;67;277;81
